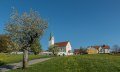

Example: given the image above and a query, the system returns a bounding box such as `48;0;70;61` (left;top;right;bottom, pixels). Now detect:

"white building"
49;33;73;56
87;45;110;54
98;45;110;53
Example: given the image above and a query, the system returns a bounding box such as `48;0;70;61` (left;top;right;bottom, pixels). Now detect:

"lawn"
0;53;49;66
9;54;120;72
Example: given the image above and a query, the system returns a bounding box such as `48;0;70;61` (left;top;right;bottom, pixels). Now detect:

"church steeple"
49;33;53;41
49;33;54;46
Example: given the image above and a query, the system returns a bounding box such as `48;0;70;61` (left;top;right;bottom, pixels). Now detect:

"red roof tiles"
55;41;68;47
91;45;110;49
102;45;110;49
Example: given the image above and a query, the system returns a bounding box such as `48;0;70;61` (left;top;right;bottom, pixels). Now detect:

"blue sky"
0;0;120;50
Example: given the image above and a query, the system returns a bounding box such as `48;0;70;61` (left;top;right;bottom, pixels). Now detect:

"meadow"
9;54;120;72
0;53;49;66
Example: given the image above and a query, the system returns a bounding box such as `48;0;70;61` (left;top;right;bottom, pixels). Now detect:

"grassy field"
0;53;49;66
9;54;120;72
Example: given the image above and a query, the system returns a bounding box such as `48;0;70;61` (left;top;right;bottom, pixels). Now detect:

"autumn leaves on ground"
9;54;120;72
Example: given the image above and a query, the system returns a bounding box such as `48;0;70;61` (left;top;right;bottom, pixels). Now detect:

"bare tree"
112;45;120;54
5;8;48;69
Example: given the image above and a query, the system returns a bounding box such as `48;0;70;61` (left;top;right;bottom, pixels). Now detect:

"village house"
74;49;87;55
87;45;110;54
49;33;73;56
74;49;80;55
87;46;98;54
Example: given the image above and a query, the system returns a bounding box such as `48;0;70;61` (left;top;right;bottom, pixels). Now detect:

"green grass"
9;54;120;72
0;53;50;66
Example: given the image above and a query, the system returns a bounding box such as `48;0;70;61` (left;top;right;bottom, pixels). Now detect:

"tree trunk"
53;50;55;56
15;51;18;55
23;49;28;69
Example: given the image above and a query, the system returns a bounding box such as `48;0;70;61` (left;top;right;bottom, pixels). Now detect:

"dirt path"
0;58;51;72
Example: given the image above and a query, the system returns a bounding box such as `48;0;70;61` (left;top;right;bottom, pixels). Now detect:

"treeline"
0;34;42;55
111;45;120;54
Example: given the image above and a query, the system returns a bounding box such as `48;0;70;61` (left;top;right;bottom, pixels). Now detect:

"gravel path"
0;58;51;72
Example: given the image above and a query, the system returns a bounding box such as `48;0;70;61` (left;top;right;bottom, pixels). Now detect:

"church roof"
55;41;69;47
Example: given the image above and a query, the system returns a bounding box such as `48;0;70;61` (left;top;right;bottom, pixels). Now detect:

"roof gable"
102;45;110;49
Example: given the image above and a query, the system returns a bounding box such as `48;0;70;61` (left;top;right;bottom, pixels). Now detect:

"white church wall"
66;42;72;53
49;36;54;46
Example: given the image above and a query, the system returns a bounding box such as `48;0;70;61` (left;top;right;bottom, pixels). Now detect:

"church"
49;33;73;56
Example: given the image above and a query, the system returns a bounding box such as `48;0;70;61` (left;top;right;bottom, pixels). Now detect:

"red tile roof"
102;45;110;49
91;45;110;49
55;41;68;47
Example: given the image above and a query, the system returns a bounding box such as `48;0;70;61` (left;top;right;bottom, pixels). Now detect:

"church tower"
49;33;54;46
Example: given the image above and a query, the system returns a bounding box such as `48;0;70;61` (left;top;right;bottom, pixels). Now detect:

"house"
87;46;98;54
74;49;87;55
74;49;80;55
99;45;110;53
87;45;110;54
49;33;73;56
